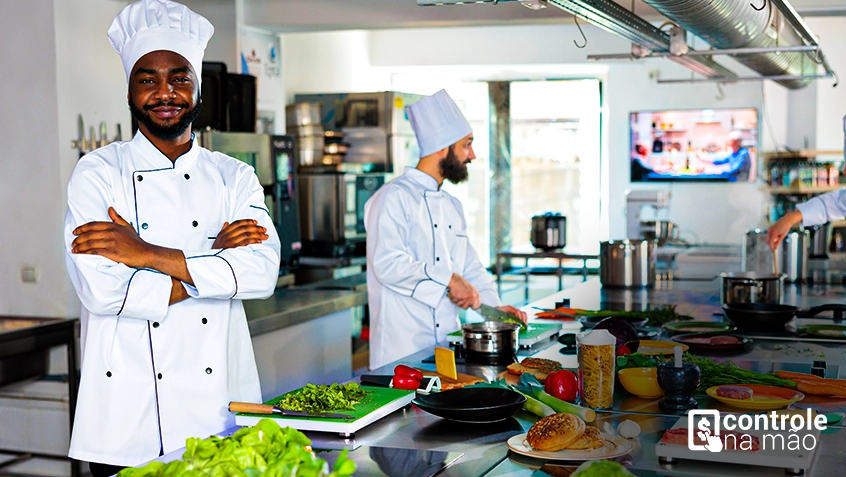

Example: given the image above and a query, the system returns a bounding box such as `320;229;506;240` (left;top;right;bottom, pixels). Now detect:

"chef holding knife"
364;89;526;370
767;188;846;250
64;1;280;475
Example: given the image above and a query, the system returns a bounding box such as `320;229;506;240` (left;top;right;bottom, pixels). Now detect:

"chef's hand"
72;207;152;268
447;274;481;310
497;305;528;324
212;220;268;249
767;210;803;250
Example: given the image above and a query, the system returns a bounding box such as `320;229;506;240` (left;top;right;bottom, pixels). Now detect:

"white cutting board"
654;413;821;471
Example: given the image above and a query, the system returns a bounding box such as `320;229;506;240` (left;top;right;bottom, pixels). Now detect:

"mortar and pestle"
657;346;700;413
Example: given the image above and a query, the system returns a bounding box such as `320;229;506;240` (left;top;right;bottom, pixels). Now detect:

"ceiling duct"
641;0;817;88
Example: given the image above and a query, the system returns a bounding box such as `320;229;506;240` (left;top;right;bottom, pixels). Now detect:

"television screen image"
630;108;758;182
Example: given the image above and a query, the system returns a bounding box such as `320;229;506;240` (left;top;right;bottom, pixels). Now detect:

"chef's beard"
440;146;469;184
128;95;202;141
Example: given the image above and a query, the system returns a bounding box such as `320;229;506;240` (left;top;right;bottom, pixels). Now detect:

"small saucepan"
462;321;520;358
723;303;846;332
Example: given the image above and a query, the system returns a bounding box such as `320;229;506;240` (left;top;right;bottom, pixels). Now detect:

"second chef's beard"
129;95;202;141
439;146;469;184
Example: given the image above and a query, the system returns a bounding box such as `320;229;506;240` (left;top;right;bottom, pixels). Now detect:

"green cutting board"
449;323;561;342
234;385;415;434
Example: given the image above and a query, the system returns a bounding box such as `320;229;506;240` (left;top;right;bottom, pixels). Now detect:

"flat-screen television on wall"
630;108;758;182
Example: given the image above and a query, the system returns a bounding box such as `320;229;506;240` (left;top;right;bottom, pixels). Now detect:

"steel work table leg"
496;254;504;296
524;258;530;303
67;323;80;477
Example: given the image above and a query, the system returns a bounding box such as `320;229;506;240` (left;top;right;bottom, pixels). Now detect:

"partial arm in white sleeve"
183;162;281;300
796;189;846;226
65;157;171;320
365;189;451;308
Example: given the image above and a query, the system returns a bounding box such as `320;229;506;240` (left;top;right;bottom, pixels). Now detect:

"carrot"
796;380;846;397
776;371;846;387
553;307;588;315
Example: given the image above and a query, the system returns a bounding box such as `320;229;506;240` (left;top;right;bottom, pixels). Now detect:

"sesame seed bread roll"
566;426;604;450
526;412;586;452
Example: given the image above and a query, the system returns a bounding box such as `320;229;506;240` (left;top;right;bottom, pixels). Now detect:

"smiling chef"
63;1;280;475
364;89;527;370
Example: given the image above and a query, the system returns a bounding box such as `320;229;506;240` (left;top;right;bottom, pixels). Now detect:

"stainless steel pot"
462;321;520;356
809;223;831;258
640;220;677;246
599;239;656;288
780;230;809;283
530;213;566;250
720;272;785;305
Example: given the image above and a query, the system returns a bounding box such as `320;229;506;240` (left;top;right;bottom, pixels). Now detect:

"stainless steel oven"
298;172;386;257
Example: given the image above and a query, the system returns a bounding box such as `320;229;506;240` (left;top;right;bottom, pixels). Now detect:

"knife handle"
229;402;274;414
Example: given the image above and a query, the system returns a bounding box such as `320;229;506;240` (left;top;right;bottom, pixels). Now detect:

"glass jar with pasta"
577;329;616;409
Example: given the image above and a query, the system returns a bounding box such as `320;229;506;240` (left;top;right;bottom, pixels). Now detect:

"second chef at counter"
365;90;525;370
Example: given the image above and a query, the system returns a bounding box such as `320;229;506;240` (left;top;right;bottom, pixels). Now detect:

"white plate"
507;432;634;461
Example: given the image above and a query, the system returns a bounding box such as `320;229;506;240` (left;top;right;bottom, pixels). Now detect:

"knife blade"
476;303;525;328
228;401;354;419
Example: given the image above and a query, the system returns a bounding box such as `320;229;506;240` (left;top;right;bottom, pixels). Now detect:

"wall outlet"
21;264;39;283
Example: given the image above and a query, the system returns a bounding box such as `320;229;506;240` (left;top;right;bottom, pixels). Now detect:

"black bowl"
412;388;526;423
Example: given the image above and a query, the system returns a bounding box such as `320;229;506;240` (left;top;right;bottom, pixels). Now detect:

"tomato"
544;369;578;402
393;364;423;381
616;345;632;357
392;375;420;391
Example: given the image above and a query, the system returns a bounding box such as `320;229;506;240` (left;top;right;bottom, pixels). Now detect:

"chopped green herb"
274;383;368;414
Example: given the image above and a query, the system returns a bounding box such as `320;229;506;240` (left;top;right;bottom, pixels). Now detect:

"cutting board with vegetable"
234;384;414;434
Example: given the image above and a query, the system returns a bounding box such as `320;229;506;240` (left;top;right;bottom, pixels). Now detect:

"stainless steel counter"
244;273;367;337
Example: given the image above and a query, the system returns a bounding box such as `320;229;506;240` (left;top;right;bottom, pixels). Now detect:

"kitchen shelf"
762;150;843;161
768;185;842;194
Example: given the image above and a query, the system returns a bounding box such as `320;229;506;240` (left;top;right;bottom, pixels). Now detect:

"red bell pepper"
544;369;578;403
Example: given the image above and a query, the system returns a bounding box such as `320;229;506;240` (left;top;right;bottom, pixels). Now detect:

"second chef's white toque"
108;0;214;85
407;89;473;158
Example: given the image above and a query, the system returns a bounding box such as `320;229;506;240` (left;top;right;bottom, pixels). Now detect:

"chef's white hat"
108;0;214;85
407;90;473;158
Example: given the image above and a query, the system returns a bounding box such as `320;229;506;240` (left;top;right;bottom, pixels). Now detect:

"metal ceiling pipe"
642;0;817;88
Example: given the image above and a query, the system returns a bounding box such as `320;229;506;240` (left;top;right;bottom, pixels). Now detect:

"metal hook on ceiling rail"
751;0;767;11
574;16;587;49
715;82;725;101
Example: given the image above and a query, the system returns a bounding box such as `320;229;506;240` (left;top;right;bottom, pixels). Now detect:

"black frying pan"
723;303;846;331
412;388;525;423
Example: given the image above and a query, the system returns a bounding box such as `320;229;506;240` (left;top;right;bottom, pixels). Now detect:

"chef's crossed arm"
182;163;281;301
65;157;281;321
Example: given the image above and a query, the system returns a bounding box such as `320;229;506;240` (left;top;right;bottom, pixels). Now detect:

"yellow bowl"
618;367;664;399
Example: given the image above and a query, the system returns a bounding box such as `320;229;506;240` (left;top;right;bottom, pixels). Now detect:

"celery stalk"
534;390;596;422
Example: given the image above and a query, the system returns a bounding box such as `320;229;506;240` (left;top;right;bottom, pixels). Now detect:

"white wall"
807;17;846;151
0;0;62;316
283;22;776;245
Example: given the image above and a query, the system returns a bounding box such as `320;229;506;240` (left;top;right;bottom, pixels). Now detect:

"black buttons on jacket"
449;225;452;229
184;174;190;180
436;323;440;328
434;224;438;228
436;257;440;261
137;175;143;182
106;371;112;377
141;223;148;230
205;367;212;374
152;322;159;328
157;373;163;380
202;317;208;324
192;220;198;227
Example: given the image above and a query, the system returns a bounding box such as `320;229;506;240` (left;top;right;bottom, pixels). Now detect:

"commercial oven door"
298;174;344;243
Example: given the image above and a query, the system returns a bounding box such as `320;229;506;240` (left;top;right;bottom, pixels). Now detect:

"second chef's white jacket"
796;188;846;226
364;167;500;370
65;131;281;466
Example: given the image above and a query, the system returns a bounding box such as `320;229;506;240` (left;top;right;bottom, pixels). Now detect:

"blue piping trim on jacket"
422;193;437;264
424;264;448;287
249;205;271;217
147;321;165;454
117;269;140;316
185;254;238;298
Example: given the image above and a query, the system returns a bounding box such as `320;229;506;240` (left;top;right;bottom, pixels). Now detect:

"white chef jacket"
364;167;500;370
64;131;281;466
796;188;846;226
